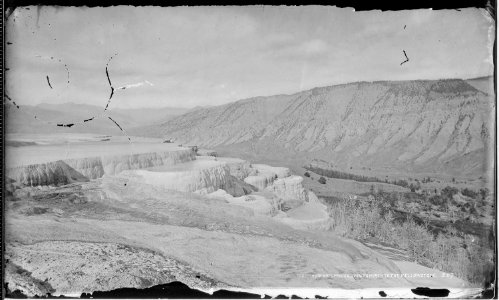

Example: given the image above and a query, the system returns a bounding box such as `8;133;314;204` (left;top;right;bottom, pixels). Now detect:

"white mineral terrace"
123;157;233;194
6;133;328;223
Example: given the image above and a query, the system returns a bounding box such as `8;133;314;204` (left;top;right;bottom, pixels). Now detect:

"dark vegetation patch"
390;208;492;239
354;187;493;239
305;165;410;189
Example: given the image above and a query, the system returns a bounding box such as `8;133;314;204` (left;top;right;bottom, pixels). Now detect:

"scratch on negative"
108;116;131;141
46;75;53;89
57;123;75;128
5;94;20;109
104;54;118;111
400;50;409;66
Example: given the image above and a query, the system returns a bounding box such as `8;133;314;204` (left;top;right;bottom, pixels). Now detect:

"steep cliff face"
99;150;195;176
243;164;292;190
117;157;255;197
216;157;253;181
151;78;494;176
7;161;90;186
244;175;271;191
7;149;195;186
266;176;318;204
63;157;106;179
240;163;317;205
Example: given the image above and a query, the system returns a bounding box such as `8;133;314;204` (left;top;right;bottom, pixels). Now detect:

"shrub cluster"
305;165;410;189
326;195;494;285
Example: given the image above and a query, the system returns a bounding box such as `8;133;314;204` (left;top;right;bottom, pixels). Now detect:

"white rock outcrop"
121;159;230;194
99;150;196;176
244;175;270;191
206;189;280;216
277;202;330;230
265;175;318;204
240;163;319;207
8;144;324;224
242;164;290;191
7;160;90;187
214;157;253;181
119;158;255;197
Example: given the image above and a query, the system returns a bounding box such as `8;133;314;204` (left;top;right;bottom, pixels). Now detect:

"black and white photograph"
3;4;497;299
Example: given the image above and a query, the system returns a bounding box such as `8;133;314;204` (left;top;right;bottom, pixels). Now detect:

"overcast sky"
6;6;495;109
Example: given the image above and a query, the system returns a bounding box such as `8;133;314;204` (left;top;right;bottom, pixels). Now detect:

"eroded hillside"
143;78;494;178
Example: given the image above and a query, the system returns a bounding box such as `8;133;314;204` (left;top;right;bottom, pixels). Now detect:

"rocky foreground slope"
138;77;494;178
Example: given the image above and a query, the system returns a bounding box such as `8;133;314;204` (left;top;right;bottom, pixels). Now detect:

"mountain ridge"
5;102;192;134
130;77;494;178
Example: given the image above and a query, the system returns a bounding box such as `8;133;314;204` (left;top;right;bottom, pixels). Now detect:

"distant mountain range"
130;76;495;178
4;102;196;135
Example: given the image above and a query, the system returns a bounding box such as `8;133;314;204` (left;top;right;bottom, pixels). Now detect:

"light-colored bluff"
137;77;494;177
118;157;256;197
115;155;324;220
7;149;196;186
